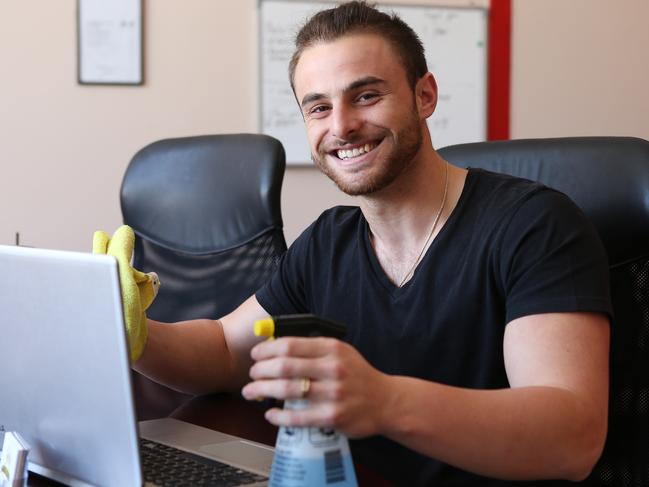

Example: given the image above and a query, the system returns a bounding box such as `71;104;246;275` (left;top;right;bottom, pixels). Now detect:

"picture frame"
77;0;143;85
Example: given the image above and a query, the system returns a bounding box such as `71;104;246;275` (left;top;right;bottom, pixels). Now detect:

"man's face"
293;33;429;196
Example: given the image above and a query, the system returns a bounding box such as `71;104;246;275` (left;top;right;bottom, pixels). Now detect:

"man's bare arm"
378;311;610;480
244;311;610;481
134;295;269;395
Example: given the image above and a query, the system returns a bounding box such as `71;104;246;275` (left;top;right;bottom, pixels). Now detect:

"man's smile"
330;139;381;161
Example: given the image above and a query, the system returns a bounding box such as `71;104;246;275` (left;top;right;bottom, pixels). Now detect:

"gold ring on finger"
300;377;311;398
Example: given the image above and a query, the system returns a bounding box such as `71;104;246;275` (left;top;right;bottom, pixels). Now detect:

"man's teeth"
337;143;376;160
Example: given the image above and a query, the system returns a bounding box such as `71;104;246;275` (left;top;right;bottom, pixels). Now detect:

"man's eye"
357;92;380;104
307;105;330;117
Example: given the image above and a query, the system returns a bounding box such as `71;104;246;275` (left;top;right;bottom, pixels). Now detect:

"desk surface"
28;372;394;487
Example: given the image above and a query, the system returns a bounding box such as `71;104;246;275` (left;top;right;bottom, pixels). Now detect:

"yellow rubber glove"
93;225;160;362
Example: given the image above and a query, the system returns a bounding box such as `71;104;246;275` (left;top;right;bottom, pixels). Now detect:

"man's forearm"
380;376;607;481
133;319;249;395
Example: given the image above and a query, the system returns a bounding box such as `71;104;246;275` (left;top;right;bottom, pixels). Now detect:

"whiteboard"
260;0;488;164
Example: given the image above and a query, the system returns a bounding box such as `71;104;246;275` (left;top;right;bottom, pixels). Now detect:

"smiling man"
133;2;612;485
297;45;425;196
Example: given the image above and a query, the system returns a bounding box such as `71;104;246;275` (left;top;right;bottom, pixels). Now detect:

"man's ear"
415;72;438;119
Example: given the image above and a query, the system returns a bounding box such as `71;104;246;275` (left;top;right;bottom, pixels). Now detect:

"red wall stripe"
487;0;512;140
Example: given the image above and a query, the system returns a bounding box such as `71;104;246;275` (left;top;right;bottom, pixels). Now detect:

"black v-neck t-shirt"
256;168;612;486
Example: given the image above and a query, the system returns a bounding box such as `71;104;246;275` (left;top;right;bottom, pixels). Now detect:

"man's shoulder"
457;168;589;241
465;168;572;215
468;168;546;199
311;205;363;233
317;205;362;220
291;205;363;250
465;168;599;251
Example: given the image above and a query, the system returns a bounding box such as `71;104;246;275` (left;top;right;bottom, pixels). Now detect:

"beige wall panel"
1;0;646;251
511;0;649;139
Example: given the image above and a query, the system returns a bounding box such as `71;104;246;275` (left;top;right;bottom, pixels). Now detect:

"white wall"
1;0;647;251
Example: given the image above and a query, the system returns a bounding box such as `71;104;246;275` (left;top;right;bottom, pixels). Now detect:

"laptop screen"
0;245;142;487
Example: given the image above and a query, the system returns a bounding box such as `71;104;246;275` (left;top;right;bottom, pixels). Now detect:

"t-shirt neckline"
361;168;479;298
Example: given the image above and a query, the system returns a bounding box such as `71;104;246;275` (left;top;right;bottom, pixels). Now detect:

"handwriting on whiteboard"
260;1;487;164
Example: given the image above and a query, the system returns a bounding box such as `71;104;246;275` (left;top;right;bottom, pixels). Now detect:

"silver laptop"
0;244;272;487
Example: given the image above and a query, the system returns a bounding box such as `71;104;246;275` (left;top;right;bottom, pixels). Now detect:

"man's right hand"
93;225;160;362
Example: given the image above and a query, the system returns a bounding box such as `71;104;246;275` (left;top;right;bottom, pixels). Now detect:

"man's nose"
331;105;361;140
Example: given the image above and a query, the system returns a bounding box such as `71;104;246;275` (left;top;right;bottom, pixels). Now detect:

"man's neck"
359;149;467;285
360;150;450;247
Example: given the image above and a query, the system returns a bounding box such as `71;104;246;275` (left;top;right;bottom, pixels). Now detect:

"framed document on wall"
77;0;143;85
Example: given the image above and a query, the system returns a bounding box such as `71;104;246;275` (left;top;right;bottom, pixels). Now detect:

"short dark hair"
288;1;428;91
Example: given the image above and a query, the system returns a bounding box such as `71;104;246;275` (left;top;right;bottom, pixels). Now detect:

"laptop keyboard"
140;438;268;487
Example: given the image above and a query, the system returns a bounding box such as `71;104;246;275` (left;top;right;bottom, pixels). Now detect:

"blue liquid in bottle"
268;400;358;487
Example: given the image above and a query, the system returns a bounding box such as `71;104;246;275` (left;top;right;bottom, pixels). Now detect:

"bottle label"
268;401;358;487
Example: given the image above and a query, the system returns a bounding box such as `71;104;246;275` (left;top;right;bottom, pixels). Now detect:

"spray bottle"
254;314;359;487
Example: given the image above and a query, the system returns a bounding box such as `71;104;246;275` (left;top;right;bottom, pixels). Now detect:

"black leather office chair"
121;133;287;417
439;136;649;486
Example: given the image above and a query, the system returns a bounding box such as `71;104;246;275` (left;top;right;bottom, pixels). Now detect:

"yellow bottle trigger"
254;314;346;339
254;318;275;338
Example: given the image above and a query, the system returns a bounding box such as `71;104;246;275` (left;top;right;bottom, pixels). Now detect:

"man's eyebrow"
345;76;386;93
299;76;387;109
300;92;327;110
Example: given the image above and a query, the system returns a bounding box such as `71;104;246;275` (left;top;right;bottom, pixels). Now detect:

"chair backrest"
439;136;649;486
121;133;287;322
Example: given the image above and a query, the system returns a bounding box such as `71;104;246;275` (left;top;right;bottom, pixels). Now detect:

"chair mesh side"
134;230;286;323
586;256;649;486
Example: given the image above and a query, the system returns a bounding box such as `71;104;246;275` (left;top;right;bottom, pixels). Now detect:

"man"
124;2;611;485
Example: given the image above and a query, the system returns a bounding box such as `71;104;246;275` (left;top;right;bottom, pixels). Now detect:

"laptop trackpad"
201;441;274;473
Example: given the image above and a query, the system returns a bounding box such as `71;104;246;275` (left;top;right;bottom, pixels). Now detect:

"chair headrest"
121;134;286;253
439;137;649;267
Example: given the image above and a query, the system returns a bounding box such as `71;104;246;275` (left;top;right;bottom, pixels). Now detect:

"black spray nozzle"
254;314;347;339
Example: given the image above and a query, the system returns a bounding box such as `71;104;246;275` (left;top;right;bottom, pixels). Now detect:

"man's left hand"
241;337;390;438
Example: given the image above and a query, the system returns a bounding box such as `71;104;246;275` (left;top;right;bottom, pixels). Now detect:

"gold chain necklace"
398;161;449;288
